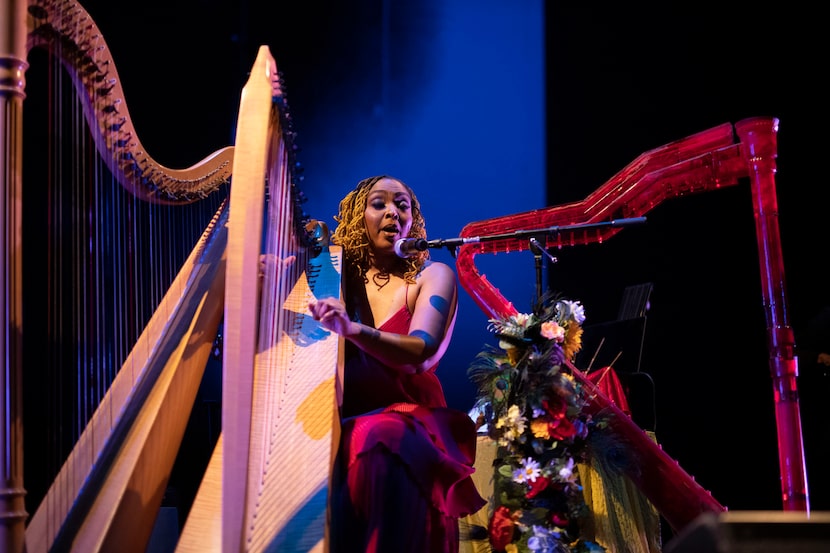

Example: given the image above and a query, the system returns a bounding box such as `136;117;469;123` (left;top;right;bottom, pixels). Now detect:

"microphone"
394;237;428;258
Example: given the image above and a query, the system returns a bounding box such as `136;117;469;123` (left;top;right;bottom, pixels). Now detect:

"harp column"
0;1;30;552
737;117;809;512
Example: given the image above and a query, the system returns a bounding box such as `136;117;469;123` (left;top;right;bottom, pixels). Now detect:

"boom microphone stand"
422;216;647;302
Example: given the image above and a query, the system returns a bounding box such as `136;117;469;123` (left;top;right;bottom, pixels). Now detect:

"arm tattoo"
410;329;437;350
429;294;451;317
359;326;381;341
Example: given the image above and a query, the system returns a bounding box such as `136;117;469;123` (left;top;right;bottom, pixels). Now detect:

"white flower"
556;300;586;325
527;525;561;552
505;404;526;428
557;457;577;484
495;404;527;445
500;426;521;445
488;313;535;339
512;313;532;327
513;457;542;484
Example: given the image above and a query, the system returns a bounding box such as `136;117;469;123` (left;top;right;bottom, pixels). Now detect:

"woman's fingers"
309;298;340;319
308;298;350;336
260;253;298;276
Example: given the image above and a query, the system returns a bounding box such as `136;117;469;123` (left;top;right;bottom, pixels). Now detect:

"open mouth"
381;224;399;238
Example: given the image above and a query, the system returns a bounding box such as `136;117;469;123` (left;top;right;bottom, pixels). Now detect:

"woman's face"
364;177;414;256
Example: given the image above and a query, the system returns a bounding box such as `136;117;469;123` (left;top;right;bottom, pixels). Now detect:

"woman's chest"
363;277;413;328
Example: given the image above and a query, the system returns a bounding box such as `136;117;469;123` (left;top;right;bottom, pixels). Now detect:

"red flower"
526;475;550;498
489;505;516;550
542;396;567;416
540;397;577;440
551;512;570;527
548;416;577;440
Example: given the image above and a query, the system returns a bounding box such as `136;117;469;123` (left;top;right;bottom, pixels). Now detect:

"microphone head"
394;238;427;258
394;238;412;258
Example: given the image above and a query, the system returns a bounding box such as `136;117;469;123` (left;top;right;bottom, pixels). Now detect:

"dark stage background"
19;0;829;545
545;2;829;523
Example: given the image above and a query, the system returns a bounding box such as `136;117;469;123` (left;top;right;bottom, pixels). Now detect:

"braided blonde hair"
331;175;428;284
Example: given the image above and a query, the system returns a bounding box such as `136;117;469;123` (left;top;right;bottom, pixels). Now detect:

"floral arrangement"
468;292;606;553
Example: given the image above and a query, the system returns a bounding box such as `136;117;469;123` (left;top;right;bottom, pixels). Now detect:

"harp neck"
26;0;233;204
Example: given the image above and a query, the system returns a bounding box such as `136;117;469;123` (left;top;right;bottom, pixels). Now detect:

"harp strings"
258;119;302;442
27;41;227;513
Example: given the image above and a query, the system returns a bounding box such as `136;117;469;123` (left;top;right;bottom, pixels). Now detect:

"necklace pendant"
372;270;391;290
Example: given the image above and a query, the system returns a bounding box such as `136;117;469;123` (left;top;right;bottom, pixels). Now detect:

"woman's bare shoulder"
418;259;456;280
420;259;455;273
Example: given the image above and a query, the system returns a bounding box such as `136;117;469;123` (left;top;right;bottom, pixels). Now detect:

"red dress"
331;302;486;552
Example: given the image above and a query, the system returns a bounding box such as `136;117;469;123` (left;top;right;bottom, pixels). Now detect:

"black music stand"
576;282;656;431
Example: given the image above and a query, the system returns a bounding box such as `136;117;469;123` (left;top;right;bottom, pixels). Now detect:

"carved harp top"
26;0;234;203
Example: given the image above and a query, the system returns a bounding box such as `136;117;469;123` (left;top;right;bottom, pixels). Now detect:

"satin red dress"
330;301;486;553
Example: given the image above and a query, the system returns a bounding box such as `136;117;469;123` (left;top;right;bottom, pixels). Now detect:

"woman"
308;175;486;552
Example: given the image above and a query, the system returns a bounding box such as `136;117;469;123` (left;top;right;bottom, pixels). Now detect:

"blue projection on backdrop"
55;0;545;419
299;0;546;411
27;0;830;524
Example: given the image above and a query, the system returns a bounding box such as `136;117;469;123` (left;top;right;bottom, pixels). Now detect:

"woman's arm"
308;262;458;374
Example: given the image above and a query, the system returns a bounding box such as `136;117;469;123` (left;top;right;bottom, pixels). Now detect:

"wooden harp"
1;1;342;551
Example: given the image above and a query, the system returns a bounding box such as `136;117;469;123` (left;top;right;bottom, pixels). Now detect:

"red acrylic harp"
455;117;807;532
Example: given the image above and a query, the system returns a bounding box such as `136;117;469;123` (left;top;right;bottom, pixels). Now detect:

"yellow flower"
531;419;550;439
562;324;584;361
